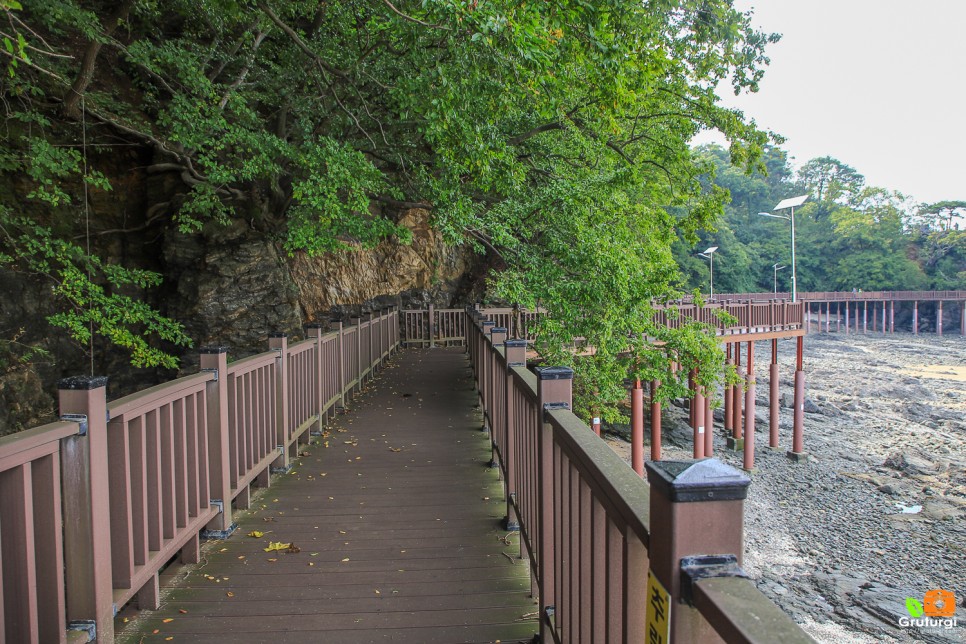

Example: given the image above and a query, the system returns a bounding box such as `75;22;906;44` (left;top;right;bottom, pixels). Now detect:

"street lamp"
772;263;787;294
759;195;808;302
697;246;718;299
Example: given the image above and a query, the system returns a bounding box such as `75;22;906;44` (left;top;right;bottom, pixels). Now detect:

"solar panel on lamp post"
759;195;808;302
697;246;718;299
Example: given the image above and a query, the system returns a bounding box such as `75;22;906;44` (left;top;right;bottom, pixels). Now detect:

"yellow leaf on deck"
341;557;350;562
226;591;234;597
264;541;291;552
247;531;264;538
162;618;174;623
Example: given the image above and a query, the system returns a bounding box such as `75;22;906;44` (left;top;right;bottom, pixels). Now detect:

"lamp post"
759;195;808;302
698;246;718;299
773;263;787;294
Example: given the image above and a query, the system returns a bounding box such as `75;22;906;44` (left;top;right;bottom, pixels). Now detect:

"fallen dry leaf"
264;542;291;552
226;591;234;598
247;530;265;538
162;618;174;623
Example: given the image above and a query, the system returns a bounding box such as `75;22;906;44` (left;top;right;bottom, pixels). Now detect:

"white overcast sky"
695;0;966;205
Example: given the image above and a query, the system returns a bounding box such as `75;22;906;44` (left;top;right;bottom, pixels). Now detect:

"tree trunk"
62;0;136;120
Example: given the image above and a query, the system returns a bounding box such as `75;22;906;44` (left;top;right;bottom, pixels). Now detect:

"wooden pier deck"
115;348;538;643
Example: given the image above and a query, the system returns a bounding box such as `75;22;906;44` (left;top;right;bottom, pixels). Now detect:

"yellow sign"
645;569;671;644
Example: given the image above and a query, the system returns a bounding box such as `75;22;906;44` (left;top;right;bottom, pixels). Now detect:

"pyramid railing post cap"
505;339;528;347
491;327;507;334
645;458;751;503
58;375;108;390
535;366;574;380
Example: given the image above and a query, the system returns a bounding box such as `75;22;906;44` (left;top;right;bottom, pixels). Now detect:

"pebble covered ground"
605;332;965;643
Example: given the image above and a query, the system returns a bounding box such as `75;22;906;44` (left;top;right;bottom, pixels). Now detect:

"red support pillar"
890;301;895;334
938;300;944;336
631;380;645;476
863;301;868;334
692;375;705;460
650;380;662;461
769;339;780;449
703;389;713;458
913;301;919;335
836;302;841;333
723;347;733;437
789;336;807;462
845;302;850;334
743;341;756;471
734;345;743;441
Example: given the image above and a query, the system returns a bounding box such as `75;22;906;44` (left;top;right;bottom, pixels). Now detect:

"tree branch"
379;0;450;30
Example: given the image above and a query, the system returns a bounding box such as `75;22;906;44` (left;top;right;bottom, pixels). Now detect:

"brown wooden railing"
468;312;815;643
404;302;803;346
0;308;400;643
689;290;966;302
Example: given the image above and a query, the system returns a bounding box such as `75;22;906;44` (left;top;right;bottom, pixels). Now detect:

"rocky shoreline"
605;332;965;643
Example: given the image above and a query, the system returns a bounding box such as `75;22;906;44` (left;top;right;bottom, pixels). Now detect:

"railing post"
331;320;346;409
428;303;436;348
645;459;751;642
58;376;115;642
350;316;362;392
269;333;291;472
504;339;527;532
488;327;507;467
535;366;573;640
306;324;325;429
480;320;495;429
368;312;376;374
200;347;235;536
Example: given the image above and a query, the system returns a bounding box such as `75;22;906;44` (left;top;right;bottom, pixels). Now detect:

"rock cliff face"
1;207;479;435
164;208;476;363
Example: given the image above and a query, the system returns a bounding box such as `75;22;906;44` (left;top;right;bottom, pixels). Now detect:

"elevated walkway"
116;348;538;643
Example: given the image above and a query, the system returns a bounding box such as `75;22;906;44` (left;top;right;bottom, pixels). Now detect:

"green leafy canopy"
3;0;779;407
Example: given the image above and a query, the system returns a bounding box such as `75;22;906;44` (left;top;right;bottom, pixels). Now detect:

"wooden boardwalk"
116;348;538;643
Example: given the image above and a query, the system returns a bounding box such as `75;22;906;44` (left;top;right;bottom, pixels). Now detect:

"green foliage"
0;212;192;368
3;0;791;415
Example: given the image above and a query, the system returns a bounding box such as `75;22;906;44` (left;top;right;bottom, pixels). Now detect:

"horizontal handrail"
694;577;816;644
0;419;78;469
109;371;214;419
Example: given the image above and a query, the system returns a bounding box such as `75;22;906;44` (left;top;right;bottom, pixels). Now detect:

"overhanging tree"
2;0;779;417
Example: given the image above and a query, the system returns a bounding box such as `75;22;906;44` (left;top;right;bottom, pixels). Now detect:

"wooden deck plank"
117;348;538;643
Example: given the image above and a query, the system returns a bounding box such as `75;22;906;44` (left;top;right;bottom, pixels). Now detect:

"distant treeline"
678;145;966;295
